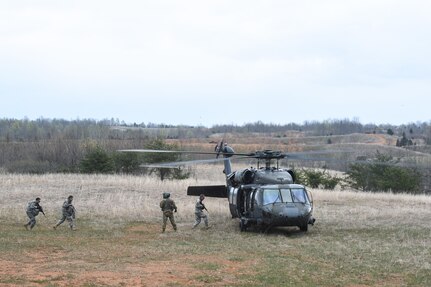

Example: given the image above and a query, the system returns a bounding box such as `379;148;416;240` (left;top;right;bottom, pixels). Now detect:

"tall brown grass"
0;166;228;226
1;167;431;286
1;165;430;230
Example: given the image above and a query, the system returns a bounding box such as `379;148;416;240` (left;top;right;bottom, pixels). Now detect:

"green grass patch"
197;262;221;271
194;273;223;283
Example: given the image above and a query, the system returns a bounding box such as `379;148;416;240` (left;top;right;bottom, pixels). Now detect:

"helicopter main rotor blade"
140;155;250;168
283;149;354;159
118;148;353;162
139;164;182;169
118;149;219;155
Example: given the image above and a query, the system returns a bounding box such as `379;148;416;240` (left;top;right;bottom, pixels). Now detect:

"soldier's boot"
24;224;29;230
53;225;57;230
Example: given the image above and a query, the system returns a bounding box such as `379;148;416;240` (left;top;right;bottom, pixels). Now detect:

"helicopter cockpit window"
280;188;293;203
261;187;309;205
262;188;281;205
291;188;309;204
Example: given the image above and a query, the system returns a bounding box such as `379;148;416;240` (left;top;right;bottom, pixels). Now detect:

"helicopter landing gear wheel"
261;225;272;234
240;219;247;232
299;224;308;232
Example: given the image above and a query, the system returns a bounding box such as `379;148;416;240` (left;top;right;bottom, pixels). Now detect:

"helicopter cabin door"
237;187;254;218
228;187;239;218
228;186;254;218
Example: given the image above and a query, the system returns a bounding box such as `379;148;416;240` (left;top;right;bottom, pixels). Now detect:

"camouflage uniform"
192;195;208;228
25;198;43;230
160;195;177;232
54;196;76;230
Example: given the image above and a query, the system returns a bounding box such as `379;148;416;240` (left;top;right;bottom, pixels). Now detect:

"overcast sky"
1;1;430;127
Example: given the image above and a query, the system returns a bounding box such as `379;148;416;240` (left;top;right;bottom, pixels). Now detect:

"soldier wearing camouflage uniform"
192;194;208;229
53;195;76;230
24;197;44;230
160;193;177;232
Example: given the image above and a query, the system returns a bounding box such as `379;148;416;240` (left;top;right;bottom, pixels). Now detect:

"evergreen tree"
294;168;341;190
345;152;421;193
397;132;412;147
142;138;190;181
80;146;114;173
113;152;141;173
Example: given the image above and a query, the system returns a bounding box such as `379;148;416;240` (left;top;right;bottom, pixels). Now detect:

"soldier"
24;197;44;230
192;194;209;229
53;195;76;230
160;192;177;232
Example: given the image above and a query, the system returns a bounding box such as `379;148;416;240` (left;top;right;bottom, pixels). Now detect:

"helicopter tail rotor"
215;139;224;158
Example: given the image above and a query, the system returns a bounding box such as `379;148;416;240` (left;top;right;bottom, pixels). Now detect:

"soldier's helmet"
163;192;170;199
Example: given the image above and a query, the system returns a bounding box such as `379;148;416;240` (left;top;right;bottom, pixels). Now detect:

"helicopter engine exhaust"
233;169;255;185
286;169;296;183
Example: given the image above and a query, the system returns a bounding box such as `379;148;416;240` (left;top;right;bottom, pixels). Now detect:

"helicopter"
120;141;316;233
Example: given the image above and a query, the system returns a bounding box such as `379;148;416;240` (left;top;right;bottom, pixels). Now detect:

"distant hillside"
1;118;430;193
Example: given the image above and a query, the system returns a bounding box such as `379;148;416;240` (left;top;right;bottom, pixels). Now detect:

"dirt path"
0;223;254;287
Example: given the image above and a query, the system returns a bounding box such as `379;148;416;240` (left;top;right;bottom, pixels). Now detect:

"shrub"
141;138;190;181
345;151;421;193
294;168;341;190
113;151;141;174
80;145;114;174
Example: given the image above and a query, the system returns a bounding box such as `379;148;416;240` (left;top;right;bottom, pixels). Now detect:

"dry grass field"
1;165;431;286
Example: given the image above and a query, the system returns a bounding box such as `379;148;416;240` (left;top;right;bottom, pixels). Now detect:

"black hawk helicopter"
121;141;316;232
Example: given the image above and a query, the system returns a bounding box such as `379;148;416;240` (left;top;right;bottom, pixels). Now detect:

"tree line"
2;118;431;141
0;117;430;194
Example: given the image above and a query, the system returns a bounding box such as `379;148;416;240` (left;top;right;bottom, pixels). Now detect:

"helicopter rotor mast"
249;150;286;170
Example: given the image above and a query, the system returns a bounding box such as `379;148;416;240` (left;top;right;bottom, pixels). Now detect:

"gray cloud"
1;0;430;126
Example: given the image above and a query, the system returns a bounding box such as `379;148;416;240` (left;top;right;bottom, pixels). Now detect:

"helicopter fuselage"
228;183;314;231
192;146;315;232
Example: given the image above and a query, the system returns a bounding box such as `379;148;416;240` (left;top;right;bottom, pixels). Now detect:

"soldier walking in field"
24;197;45;230
53;195;76;230
160;192;177;232
192;194;209;229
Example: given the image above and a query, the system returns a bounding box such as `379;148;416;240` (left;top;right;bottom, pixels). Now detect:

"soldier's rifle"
201;203;209;214
37;204;46;216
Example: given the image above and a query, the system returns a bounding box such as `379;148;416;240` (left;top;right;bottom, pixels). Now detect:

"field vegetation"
1;166;430;286
1;118;431;285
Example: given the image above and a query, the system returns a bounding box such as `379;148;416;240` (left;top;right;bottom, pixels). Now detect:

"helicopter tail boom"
187;185;227;198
